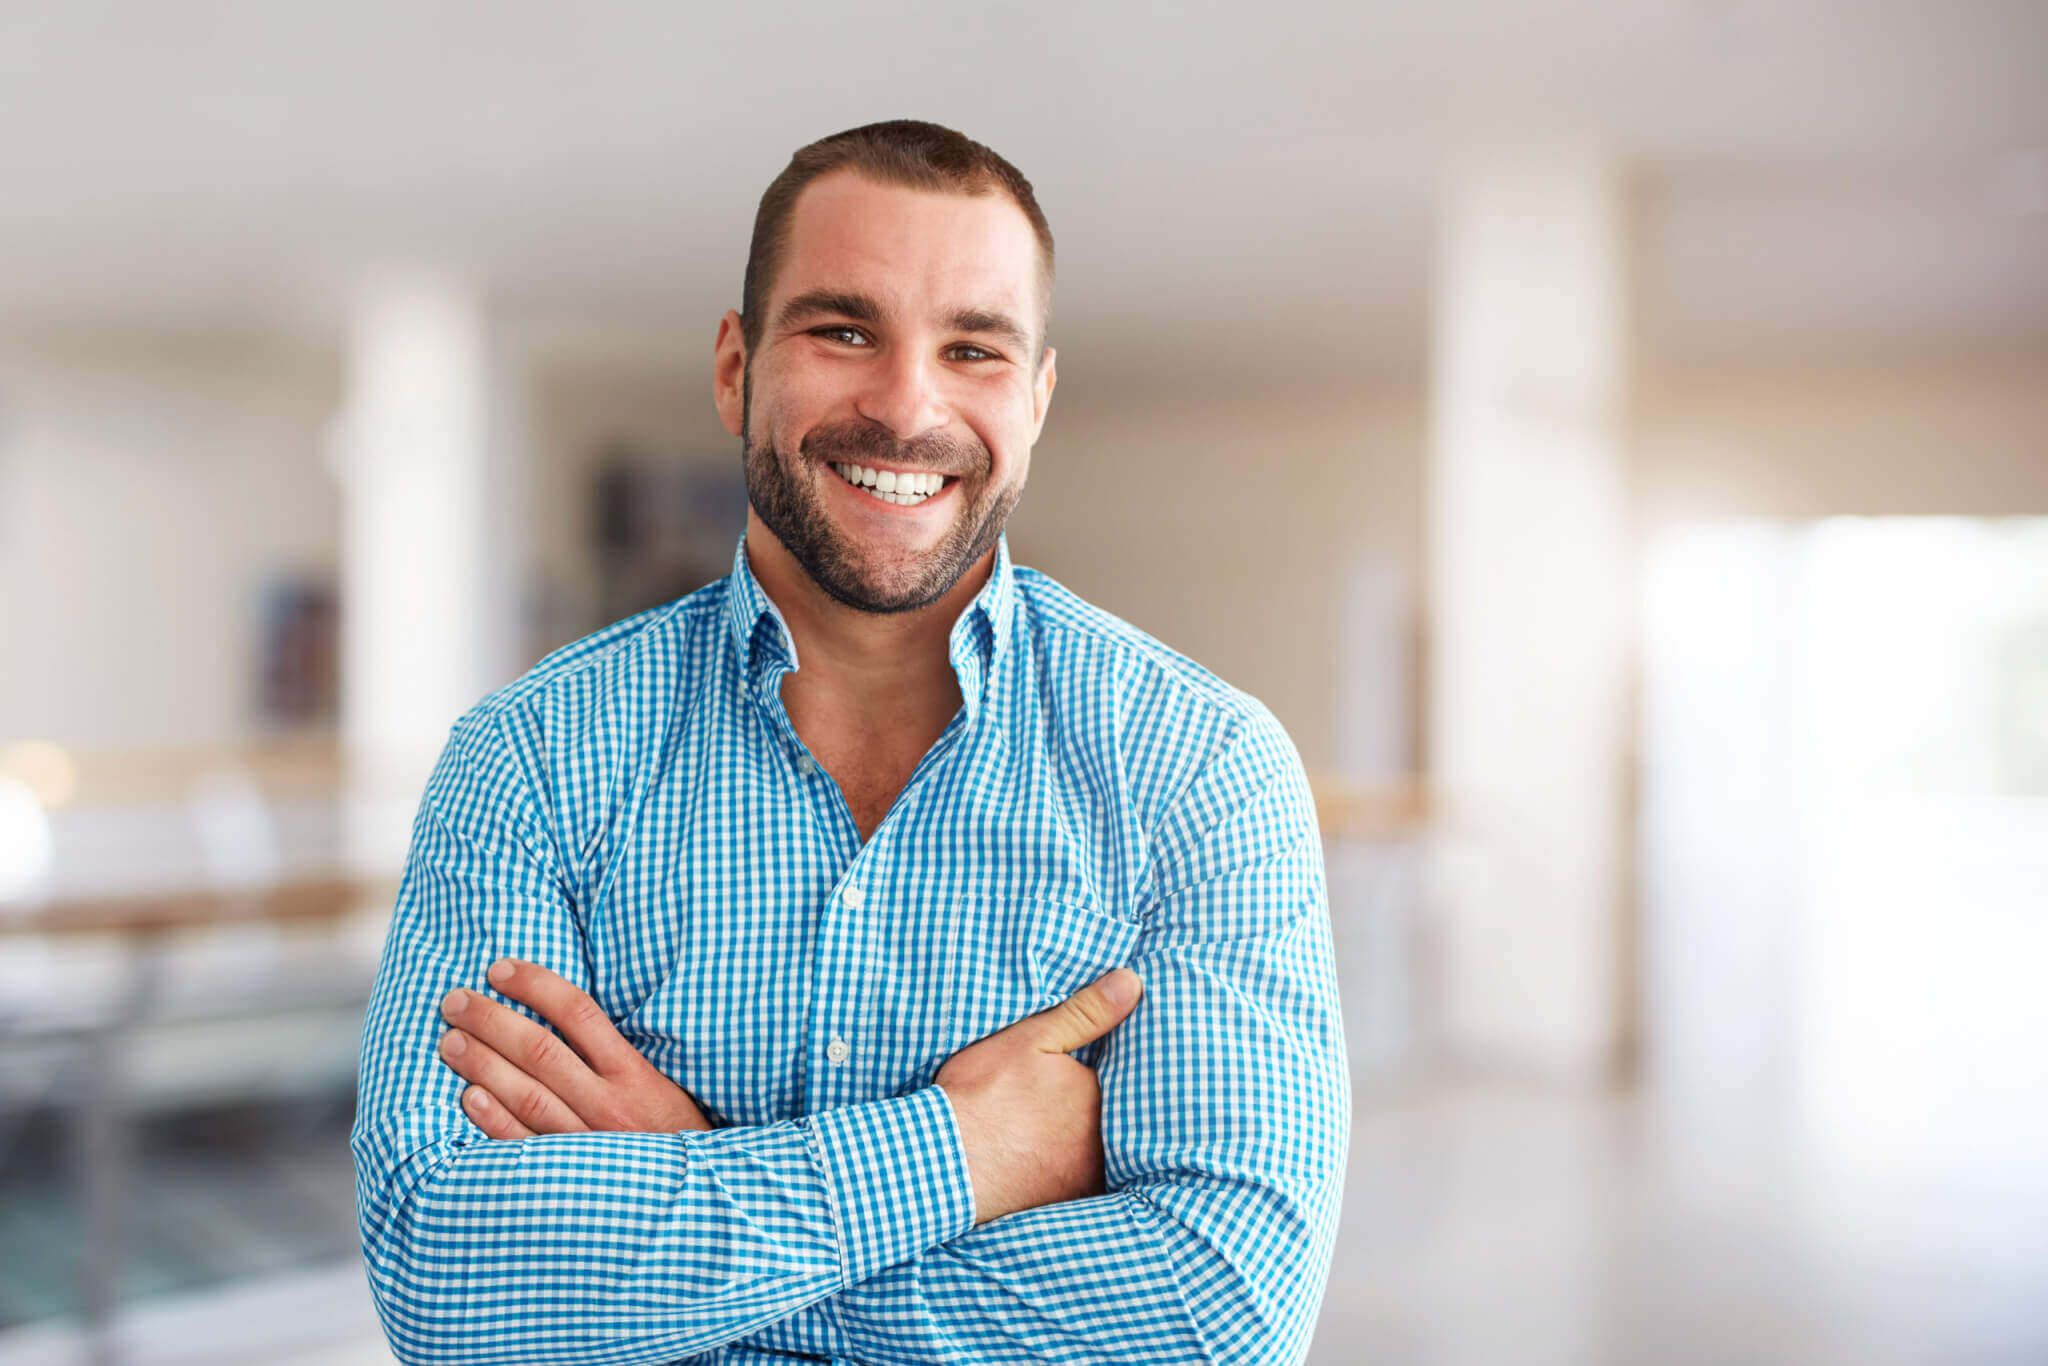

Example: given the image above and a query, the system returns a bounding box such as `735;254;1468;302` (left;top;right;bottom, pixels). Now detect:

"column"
332;275;529;875
1427;129;1634;1080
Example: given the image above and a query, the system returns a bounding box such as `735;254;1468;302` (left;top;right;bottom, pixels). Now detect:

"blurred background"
2;2;2045;1363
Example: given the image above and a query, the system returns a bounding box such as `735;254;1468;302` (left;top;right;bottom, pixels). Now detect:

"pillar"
332;275;528;875
1427;129;1634;1079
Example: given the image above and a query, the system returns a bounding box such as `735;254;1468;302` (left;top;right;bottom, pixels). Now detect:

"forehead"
774;170;1043;325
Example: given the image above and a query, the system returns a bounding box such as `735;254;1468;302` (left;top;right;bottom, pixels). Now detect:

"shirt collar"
723;530;1015;718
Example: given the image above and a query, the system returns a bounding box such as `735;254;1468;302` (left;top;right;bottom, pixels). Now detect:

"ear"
1030;344;1057;443
713;310;748;438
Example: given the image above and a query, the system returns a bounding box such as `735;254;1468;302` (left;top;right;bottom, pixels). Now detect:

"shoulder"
1008;561;1308;817
1010;564;1267;728
436;578;731;800
486;580;725;719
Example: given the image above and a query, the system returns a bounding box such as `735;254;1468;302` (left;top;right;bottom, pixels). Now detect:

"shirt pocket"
946;896;1143;1060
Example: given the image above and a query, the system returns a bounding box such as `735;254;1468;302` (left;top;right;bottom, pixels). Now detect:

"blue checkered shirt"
351;531;1349;1365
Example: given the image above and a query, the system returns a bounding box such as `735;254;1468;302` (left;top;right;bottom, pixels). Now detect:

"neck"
742;509;993;719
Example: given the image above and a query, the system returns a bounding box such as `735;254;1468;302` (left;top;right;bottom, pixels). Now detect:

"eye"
813;325;871;347
948;344;1000;363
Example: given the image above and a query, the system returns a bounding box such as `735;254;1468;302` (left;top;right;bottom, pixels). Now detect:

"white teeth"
830;461;946;505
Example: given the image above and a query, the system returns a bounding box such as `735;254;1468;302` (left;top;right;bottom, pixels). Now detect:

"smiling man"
351;120;1349;1366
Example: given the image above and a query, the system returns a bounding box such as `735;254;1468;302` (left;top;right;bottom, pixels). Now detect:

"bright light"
0;739;79;809
0;775;54;903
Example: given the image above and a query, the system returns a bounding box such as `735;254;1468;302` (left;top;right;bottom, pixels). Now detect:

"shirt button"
795;753;817;777
826;1036;852;1066
841;882;865;910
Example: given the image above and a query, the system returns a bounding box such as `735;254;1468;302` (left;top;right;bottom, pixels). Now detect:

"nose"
854;345;949;442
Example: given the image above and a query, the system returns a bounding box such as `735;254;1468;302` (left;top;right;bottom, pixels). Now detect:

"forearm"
352;1089;974;1366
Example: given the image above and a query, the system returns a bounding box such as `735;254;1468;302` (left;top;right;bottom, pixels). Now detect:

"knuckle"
1061;993;1111;1036
512;1086;551;1127
521;1032;565;1073
564;997;608;1033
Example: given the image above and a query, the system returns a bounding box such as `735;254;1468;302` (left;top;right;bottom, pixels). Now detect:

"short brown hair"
740;119;1055;364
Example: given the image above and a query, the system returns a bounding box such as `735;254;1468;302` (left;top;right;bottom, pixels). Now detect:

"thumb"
1027;968;1144;1055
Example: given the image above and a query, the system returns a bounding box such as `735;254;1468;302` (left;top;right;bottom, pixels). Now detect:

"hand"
437;957;712;1140
935;967;1144;1225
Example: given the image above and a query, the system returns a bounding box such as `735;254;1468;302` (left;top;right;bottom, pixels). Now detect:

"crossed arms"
349;707;1349;1365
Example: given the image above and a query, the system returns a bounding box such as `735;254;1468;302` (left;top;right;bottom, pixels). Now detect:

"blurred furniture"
1;739;393;1366
1;875;391;1366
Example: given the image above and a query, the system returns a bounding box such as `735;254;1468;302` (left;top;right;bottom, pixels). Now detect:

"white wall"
1636;349;2048;522
0;332;340;750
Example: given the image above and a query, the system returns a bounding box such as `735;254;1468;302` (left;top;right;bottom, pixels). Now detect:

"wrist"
931;1081;984;1227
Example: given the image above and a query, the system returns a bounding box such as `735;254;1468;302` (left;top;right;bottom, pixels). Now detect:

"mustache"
799;420;987;479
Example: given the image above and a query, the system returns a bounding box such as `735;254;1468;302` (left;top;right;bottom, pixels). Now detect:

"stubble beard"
741;365;1022;615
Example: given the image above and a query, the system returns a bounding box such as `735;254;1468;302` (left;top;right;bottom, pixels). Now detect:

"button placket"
806;864;873;1105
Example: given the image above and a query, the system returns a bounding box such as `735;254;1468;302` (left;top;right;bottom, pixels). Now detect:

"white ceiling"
2;0;2043;385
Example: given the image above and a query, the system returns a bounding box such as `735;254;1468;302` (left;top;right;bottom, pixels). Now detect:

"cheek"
750;362;835;443
999;444;1031;489
970;389;1040;480
754;396;818;459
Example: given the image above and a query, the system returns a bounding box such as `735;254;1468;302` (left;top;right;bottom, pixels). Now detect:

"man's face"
716;170;1056;614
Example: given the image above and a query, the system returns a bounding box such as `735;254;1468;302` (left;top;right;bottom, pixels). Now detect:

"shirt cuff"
805;1085;976;1286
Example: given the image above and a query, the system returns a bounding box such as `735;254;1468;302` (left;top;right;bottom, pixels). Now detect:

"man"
351;120;1348;1365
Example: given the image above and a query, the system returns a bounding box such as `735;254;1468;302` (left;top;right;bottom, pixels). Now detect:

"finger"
1023;968;1143;1055
442;985;619;1118
460;1083;536;1141
484;959;645;1078
439;1026;590;1135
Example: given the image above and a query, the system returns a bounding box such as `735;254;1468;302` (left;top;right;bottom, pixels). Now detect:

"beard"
741;366;1022;615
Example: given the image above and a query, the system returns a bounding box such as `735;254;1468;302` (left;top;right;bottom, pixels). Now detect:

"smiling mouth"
830;462;953;507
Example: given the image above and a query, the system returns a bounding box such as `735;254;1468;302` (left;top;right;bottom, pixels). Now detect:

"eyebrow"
945;307;1034;358
776;289;1034;358
776;289;884;332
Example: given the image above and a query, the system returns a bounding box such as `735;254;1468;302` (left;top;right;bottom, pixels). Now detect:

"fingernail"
441;1030;464;1056
488;960;513;985
1100;968;1140;1011
465;1087;486;1110
441;988;467;1015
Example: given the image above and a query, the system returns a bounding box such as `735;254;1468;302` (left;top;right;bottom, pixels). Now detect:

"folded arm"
742;706;1352;1365
349;713;975;1366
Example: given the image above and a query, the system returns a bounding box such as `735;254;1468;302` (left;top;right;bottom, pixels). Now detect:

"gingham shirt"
351;530;1349;1366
